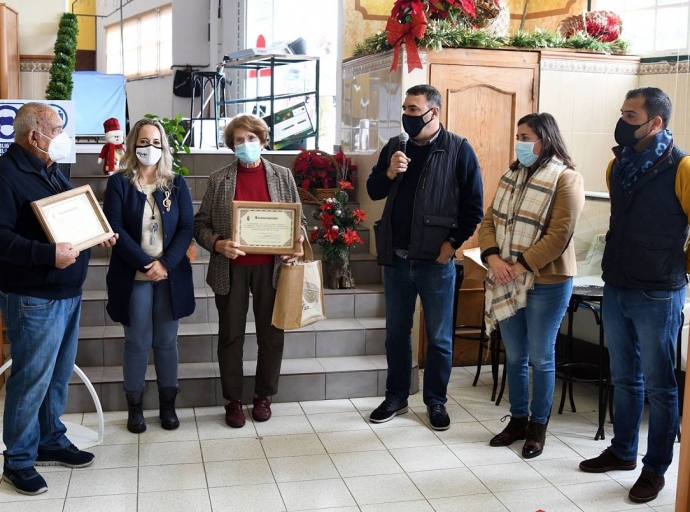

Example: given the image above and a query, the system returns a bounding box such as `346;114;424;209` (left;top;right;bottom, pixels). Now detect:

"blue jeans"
499;280;572;425
383;255;455;405
0;291;81;470
603;284;684;476
123;280;179;394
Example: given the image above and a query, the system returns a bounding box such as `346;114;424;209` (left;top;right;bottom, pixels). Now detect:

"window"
106;4;172;79
594;0;690;56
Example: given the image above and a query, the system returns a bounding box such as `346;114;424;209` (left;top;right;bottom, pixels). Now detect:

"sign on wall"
0;100;76;163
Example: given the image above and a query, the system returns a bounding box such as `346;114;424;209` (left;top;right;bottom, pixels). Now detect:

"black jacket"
0;143;90;299
103;172;195;325
602;145;689;290
367;127;484;265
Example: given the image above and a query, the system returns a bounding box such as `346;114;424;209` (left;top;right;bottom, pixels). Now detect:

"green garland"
46;13;79;100
352;20;630;58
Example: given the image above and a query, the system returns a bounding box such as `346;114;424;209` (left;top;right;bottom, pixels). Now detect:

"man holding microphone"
366;84;484;430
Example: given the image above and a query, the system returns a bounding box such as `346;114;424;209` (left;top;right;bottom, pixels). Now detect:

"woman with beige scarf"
479;113;585;459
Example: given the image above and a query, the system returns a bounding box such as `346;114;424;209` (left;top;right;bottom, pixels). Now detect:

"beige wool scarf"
484;157;568;332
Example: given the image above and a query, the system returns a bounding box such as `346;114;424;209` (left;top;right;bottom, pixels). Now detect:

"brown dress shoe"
629;471;665;503
224;400;246;428
522;419;547;459
490;416;528;447
579;448;637;473
252;396;272;422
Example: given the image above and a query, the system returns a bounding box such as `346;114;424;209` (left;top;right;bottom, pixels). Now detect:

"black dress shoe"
629;471;665;503
490;415;528;447
427;404;450;431
369;399;408;423
579;447;637;473
522;419;547;459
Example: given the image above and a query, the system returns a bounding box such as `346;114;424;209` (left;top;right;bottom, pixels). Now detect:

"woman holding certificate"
194;114;306;428
104;118;195;434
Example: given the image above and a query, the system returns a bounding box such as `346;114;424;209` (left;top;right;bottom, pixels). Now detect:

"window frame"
592;0;690;58
105;3;173;79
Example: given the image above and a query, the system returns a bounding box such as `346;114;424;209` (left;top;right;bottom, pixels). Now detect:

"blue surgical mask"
235;141;262;164
515;140;540;167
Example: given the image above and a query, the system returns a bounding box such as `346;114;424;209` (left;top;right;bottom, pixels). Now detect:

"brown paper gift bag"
271;241;326;330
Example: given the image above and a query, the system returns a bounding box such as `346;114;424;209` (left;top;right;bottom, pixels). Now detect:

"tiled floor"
0;366;680;511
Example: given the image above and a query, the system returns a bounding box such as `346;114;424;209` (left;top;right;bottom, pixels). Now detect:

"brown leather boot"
490;416;528;447
522;419;547;459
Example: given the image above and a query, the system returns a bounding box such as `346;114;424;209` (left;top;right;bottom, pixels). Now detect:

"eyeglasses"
233;133;260;145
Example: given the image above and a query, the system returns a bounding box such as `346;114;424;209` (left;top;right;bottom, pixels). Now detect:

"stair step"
81;285;384;327
74;317;386;368
65;357;420;412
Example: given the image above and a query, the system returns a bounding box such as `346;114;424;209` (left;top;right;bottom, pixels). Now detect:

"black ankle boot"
490;415;528;447
522;419;547;459
125;392;146;434
159;387;180;430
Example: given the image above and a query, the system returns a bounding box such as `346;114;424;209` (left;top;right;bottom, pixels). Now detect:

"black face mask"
614;117;654;147
402;108;433;138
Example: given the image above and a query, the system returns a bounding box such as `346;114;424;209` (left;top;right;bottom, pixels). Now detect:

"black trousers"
215;263;284;401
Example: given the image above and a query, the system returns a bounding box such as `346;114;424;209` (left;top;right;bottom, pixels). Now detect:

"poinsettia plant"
292;149;357;190
309;181;366;262
392;0;480;25
387;0;496;71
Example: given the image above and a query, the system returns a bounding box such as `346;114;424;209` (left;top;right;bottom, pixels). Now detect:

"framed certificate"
31;185;114;252
232;201;302;254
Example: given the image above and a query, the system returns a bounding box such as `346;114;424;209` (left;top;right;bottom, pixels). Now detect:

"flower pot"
324;255;355;289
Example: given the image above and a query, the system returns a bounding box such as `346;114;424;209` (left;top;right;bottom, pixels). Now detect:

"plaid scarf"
613;129;673;191
484;157;568;332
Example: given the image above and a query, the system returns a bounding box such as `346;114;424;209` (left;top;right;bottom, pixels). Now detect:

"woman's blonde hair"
119;118;176;191
224;114;270;150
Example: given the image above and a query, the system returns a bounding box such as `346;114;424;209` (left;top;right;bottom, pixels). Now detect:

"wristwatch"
447;237;461;250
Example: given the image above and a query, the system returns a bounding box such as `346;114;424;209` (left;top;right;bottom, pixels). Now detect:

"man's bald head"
13;103;64;163
14;103;61;140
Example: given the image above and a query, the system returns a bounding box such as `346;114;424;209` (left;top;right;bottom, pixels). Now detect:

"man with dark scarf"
579;87;690;504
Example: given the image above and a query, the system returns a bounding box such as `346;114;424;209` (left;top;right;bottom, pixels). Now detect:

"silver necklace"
137;178;159;246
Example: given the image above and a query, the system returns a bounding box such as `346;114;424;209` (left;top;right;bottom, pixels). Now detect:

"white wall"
4;0;67;55
96;0;211;122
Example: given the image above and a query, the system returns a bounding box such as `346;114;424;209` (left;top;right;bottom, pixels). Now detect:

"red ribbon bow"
386;10;427;73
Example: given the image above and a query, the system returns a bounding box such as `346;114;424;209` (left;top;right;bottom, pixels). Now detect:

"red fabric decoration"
386;9;427;73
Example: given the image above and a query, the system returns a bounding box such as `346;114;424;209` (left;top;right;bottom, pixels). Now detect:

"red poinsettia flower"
319;201;334;212
324;228;340;243
342;228;364;247
352;209;367;223
320;213;334;228
338;180;354;191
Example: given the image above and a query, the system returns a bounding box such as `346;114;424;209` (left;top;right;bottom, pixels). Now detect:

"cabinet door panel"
431;63;536;251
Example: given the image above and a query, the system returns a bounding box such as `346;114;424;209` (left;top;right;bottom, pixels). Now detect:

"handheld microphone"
397;132;409;182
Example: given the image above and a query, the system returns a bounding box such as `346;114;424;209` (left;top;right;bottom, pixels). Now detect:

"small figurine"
98;117;125;175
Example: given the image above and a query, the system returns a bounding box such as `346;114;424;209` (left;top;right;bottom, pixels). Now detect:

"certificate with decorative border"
231;201;301;254
31;185;114;252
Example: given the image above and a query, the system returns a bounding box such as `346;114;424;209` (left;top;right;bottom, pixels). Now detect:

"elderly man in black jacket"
367;84;484;430
0;103;117;495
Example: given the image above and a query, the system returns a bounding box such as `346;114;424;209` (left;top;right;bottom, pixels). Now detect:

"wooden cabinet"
419;49;539;368
0;4;19;99
427;48;539;252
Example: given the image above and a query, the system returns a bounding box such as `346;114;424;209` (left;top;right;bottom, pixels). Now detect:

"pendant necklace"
137;177;159;246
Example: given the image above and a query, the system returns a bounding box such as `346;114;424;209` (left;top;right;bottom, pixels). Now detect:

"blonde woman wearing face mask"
103;118;195;434
194;114;307;428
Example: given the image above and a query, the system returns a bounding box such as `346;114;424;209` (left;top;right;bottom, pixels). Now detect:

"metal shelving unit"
221;54;320;149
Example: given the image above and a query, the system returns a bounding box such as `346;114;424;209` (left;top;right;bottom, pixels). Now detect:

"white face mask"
135;145;162;167
36;131;73;162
